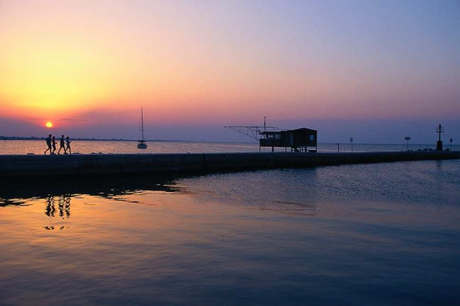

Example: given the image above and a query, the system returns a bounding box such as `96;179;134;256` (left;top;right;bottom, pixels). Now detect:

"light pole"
405;137;411;151
436;124;444;151
451;138;453;150
350;137;354;153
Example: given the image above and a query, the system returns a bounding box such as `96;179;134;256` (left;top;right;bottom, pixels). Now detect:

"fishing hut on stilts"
225;117;318;152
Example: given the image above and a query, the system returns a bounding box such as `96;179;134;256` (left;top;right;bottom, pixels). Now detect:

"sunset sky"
1;0;459;143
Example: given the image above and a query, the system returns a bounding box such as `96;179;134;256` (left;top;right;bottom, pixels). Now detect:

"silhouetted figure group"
44;134;71;155
46;195;71;219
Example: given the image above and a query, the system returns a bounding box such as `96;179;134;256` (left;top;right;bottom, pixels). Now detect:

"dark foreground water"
1;160;460;305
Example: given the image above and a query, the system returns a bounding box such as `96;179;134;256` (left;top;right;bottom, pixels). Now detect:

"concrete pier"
0;151;459;178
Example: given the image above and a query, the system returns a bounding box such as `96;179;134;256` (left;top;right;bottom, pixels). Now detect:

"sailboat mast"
141;107;145;141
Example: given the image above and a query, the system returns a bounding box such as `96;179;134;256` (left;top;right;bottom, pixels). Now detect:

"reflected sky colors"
1;160;460;304
1;0;459;142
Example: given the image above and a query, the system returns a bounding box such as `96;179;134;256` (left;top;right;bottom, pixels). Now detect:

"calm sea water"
0;139;458;155
1;158;460;305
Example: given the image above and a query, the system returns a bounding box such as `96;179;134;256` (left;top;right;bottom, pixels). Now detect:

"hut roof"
260;127;317;135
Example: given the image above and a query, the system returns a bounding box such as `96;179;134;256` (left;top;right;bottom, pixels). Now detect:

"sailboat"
137;107;148;149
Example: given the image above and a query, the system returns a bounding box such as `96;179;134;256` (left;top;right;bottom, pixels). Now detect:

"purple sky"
1;0;459;144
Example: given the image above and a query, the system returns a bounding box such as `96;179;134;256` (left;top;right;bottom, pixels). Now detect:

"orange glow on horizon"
1;0;459;131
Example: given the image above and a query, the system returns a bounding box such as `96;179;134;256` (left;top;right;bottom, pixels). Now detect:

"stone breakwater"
0;151;459;178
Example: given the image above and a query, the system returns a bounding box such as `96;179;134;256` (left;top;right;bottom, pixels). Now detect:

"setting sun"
45;122;53;128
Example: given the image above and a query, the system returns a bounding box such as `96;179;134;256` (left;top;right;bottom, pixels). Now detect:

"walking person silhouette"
51;136;57;154
58;135;66;154
66;136;72;155
44;134;52;155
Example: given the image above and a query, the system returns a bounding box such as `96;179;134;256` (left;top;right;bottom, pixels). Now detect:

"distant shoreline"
0;136;129;142
0;136;255;144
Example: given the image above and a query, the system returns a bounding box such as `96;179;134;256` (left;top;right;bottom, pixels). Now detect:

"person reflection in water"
46;195;71;219
44;134;52;155
58;195;71;219
45;196;55;217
